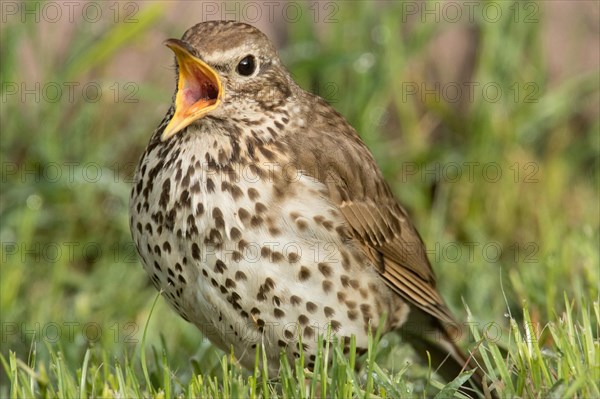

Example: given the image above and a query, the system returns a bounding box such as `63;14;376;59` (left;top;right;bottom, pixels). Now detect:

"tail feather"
399;310;496;398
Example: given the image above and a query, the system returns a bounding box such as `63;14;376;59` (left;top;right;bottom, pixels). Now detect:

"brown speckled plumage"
130;20;492;397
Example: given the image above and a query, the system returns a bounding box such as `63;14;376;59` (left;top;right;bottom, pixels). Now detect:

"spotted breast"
130;105;408;373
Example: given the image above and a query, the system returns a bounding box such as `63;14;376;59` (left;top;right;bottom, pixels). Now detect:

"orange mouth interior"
161;38;222;141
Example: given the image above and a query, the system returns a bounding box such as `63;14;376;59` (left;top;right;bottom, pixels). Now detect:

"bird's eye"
236;55;257;76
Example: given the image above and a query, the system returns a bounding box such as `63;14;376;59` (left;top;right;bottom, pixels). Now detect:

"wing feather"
286;93;458;325
339;195;456;324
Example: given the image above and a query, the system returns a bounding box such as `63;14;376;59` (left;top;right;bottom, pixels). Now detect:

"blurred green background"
1;0;598;397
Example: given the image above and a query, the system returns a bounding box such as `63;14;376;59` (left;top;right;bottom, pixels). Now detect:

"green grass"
1;1;598;398
2;298;597;397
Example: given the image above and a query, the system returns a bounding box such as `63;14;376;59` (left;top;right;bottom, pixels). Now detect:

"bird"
130;20;494;397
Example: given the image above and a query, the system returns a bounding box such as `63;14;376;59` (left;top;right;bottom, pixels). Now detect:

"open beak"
161;39;222;141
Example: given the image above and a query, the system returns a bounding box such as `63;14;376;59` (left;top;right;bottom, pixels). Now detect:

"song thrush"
130;21;492;396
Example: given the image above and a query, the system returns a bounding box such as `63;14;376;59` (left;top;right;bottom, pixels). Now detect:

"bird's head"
161;21;293;141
